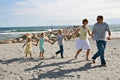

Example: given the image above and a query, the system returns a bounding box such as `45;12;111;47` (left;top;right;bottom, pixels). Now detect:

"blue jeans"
92;40;106;65
56;46;64;58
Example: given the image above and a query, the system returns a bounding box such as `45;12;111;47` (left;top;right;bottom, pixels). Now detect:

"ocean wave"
0;29;47;33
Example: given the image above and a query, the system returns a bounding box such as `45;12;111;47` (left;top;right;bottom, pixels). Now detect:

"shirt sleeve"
87;27;90;31
63;34;65;37
79;26;82;32
106;23;111;32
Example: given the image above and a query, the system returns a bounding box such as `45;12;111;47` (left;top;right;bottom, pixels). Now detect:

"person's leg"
39;46;42;58
60;46;64;58
75;49;82;59
39;52;41;58
92;41;101;59
25;53;27;57
100;41;106;65
56;46;61;56
56;50;60;54
41;51;44;58
30;53;32;58
40;46;44;58
92;41;101;63
56;46;61;54
86;49;90;61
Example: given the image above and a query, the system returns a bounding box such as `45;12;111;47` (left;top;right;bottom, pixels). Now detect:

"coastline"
0;30;120;44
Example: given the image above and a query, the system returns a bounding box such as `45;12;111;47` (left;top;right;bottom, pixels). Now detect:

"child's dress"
39;38;45;52
24;42;32;54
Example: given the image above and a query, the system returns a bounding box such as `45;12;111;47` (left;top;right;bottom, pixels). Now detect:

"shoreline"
0;28;120;44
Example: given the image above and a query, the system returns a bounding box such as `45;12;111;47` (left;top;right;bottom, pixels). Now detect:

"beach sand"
0;38;120;80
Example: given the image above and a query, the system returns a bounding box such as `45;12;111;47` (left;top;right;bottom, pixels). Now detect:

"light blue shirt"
93;22;110;41
57;34;64;46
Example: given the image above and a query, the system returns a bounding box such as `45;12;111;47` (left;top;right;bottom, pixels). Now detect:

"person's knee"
78;49;82;53
87;49;90;52
99;48;104;53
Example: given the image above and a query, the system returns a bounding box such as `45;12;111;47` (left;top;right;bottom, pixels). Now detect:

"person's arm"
73;28;80;35
51;35;58;45
91;30;95;39
36;39;39;46
64;35;67;41
107;31;111;40
88;28;91;36
22;43;26;48
45;37;53;44
46;39;53;44
52;38;57;45
32;43;37;46
106;23;111;40
91;25;95;38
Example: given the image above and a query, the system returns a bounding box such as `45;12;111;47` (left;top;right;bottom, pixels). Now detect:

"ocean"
0;24;120;41
0;26;69;41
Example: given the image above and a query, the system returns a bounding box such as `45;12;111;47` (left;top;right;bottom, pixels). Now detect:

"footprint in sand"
77;75;80;79
0;59;3;62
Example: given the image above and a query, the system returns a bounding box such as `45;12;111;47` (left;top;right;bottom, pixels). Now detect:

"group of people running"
22;15;111;67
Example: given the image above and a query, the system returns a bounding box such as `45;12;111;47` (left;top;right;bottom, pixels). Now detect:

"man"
92;15;111;67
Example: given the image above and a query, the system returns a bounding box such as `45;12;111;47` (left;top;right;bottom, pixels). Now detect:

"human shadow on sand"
24;59;76;71
1;57;74;65
1;57;57;64
30;62;102;80
1;57;41;64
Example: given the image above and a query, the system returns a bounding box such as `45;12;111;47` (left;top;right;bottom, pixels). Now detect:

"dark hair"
82;19;88;24
97;15;103;20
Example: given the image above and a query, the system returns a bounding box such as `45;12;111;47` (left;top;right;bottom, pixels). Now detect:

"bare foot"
86;58;90;61
75;55;77;60
30;57;33;59
25;54;27;57
55;53;58;57
41;56;44;59
39;56;41;58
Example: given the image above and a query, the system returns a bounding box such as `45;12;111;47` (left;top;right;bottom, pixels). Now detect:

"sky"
0;0;120;27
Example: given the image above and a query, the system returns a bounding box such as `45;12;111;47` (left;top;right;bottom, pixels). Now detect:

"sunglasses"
97;18;101;21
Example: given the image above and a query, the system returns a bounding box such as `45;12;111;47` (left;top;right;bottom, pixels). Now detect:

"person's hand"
91;35;93;39
89;34;92;37
107;36;111;40
36;44;37;46
51;43;53;45
51;42;54;45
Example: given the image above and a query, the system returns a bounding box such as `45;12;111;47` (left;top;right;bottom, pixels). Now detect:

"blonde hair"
27;37;31;42
58;29;63;33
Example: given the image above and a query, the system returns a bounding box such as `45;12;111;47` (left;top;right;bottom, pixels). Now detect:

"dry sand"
0;37;120;80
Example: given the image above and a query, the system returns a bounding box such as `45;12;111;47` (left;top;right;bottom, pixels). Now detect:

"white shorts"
76;39;90;50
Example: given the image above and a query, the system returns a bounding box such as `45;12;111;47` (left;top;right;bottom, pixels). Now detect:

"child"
36;33;52;58
74;19;91;61
22;36;35;58
53;29;65;58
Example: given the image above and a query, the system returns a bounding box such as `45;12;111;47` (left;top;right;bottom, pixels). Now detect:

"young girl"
74;19;91;61
22;36;35;58
53;29;65;58
36;33;52;58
